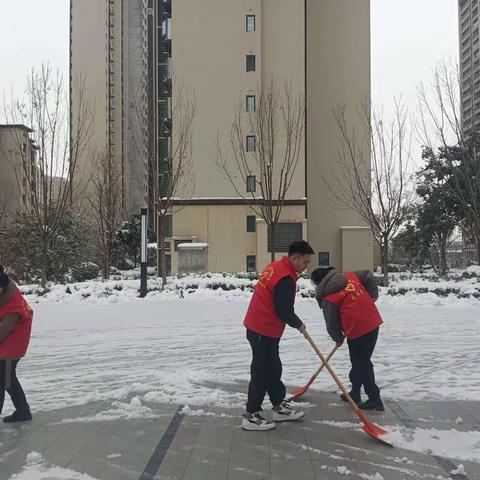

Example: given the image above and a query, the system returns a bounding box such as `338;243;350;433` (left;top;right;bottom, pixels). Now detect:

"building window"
319;251;330;267
246;54;256;72
246;15;255;32
246;95;256;112
246;215;256;232
246;135;256;152
268;223;303;253
246;175;256;193
246;255;256;272
164;215;173;237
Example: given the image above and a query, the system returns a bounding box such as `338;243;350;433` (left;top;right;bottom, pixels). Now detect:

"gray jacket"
315;270;379;344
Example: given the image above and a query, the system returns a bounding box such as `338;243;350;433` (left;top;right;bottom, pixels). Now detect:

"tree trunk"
41;238;48;289
476;234;480;264
439;236;448;276
381;239;389;287
160;217;167;290
270;223;276;262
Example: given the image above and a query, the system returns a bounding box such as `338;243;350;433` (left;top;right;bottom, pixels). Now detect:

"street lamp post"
140;207;148;298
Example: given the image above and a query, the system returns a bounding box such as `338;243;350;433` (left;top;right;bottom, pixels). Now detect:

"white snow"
9;452;98;480
358;474;384;480
322;421;480;463
177;242;208;249
450;464;467;476
336;465;352;475
10;280;480;420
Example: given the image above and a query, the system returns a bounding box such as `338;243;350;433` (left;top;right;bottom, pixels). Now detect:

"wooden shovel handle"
303;331;361;415
307;343;341;384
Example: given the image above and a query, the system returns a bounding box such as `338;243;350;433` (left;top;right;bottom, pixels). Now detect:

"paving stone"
1;395;479;480
270;458;315;480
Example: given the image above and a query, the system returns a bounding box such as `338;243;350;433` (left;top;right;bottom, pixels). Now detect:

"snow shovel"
303;331;392;447
288;344;340;401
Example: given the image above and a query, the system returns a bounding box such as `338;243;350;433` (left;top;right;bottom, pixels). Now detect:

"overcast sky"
0;0;458;122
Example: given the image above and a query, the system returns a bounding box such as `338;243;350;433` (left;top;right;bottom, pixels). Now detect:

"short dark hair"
288;241;314;256
311;266;335;285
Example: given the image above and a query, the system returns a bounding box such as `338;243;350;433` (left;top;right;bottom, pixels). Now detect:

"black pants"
0;359;28;415
347;328;381;401
246;329;286;414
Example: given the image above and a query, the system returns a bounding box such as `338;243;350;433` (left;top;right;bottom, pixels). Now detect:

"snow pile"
358;474;384;480
18;267;480;304
10;452;98;480
336;465;352;475
450;464;467;476
389;427;480;462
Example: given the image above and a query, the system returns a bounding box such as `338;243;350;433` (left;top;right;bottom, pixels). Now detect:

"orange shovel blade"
358;411;393;447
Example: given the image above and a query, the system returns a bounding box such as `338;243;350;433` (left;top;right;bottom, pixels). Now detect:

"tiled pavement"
0;389;479;480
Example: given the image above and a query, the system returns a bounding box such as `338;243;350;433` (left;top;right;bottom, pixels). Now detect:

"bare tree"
88;151;122;280
0;182;11;232
214;80;304;261
417;59;480;263
3;64;93;288
326;101;413;286
130;80;196;289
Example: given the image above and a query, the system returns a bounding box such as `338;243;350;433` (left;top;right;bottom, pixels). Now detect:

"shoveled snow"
358;474;384;480
9;452;98;480
450;464;467;476
320;421;480;463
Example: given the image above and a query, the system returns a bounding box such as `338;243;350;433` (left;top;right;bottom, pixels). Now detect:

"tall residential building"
71;0;372;274
459;0;480;133
0;125;39;230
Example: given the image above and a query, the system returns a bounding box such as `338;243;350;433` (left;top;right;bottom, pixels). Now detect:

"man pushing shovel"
241;241;314;431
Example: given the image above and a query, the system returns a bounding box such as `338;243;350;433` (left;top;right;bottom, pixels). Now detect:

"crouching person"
311;267;384;411
0;266;33;422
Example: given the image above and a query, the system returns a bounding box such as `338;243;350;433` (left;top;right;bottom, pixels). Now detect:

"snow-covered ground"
4;273;480;467
13;274;480;411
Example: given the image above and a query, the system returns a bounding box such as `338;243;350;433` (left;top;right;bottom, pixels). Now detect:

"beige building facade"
0;125;38;230
71;0;372;275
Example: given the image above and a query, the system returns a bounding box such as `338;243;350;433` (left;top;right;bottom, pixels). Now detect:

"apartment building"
71;0;373;274
0;125;38;230
459;0;480;133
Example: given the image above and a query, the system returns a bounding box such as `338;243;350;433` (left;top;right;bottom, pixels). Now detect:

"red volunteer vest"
244;256;298;338
0;287;33;359
324;272;383;340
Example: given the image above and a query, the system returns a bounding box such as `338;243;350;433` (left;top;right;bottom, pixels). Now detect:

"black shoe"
3;406;32;423
340;392;361;405
358;398;384;412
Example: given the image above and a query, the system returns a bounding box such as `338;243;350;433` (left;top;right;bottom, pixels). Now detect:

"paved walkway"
1;388;479;480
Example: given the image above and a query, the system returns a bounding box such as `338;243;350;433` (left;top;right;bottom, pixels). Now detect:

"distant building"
0;125;39;229
71;0;373;274
459;0;480;133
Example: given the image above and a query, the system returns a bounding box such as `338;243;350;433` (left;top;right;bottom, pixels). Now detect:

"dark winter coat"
315;270;379;344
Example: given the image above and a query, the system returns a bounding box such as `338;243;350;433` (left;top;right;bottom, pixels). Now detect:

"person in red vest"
311;267;384;411
242;241;314;431
0;266;33;422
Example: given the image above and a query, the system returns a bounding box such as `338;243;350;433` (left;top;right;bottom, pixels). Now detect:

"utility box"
177;243;208;274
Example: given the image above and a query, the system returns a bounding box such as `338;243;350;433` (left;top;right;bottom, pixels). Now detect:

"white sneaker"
241;412;276;431
272;401;305;422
